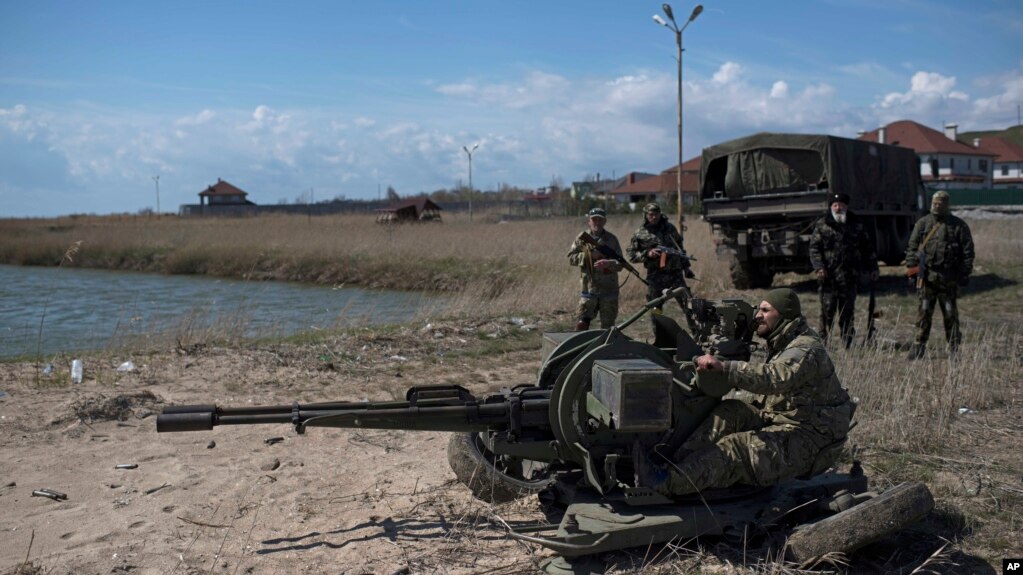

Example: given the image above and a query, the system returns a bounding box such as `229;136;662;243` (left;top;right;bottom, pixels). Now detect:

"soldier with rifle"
808;192;878;348
627;203;695;326
905;191;974;359
567;208;624;330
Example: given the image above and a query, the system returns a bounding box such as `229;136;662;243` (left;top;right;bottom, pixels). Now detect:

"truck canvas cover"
700;133;920;210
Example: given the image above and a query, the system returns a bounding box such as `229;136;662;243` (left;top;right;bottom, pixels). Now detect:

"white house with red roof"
858;120;995;189
972;135;1023;189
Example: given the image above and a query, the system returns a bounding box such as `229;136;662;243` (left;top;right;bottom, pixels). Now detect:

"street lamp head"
689;4;703;22
652;14;668;27
661;3;675;23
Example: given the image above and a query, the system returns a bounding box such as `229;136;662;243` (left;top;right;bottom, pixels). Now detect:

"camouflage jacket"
724;317;852;441
905;213;975;284
808;213;877;287
627;216;690;273
568;229;623;296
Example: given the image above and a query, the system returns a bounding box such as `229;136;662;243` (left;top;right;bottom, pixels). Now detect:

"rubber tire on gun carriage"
447;432;555;504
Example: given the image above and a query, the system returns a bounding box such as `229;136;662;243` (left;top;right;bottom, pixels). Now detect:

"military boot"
575;319;591;331
906;343;925;360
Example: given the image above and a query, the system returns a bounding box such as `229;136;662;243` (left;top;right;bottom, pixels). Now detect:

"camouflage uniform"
808;212;877;346
627;213;692;311
658;316;853;496
905;207;974;354
568;229;623;329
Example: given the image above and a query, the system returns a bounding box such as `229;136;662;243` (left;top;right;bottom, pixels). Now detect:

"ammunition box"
541;332;577;364
588;359;672;432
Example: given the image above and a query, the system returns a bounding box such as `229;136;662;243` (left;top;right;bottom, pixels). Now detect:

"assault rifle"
653;244;696;272
577;231;648;286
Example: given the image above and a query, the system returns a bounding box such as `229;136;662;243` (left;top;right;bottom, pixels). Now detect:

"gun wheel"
447;432;554;504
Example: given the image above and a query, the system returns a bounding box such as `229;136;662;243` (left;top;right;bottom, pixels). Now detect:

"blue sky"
1;1;1021;217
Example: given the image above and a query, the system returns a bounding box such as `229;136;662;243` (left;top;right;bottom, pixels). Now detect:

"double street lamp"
653;3;702;235
462;143;479;222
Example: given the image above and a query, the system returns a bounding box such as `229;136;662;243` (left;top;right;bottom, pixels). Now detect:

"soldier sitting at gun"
637;288;854;496
567;208;624;330
628;203;695;327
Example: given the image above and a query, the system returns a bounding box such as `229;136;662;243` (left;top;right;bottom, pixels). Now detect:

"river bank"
0;310;1018;574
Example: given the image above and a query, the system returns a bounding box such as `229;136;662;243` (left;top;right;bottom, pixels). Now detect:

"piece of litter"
32;489;67;501
957;407;975;415
115;463;138;470
42;364;53;375
264;437;284;445
389;355;408;362
144;483;170;495
116;361;136;372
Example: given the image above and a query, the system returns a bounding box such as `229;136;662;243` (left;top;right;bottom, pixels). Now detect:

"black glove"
684;268;696;279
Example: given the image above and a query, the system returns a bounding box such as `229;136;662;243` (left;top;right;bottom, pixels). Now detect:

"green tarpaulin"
700;133;921;209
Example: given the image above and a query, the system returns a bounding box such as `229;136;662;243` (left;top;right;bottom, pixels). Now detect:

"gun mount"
157;287;933;572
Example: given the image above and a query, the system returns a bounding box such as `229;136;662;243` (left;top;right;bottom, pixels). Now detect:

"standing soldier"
905;191;975;359
808;192;879;348
567;208;623;330
628;203;694;315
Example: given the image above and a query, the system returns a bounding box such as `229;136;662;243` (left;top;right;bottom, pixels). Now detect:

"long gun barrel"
158;385;552;435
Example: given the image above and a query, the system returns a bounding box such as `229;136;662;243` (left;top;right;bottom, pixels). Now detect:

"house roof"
973;135;1023;163
858;120;995;157
199;179;249;197
609;172;661;195
662;155;702;175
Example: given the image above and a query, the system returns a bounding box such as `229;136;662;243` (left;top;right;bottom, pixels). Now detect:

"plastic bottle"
71;359;83;384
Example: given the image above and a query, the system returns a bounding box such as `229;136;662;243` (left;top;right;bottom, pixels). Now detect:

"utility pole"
462;143;479;222
152;175;160;215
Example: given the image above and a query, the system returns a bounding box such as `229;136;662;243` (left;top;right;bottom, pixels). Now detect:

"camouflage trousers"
576;293;619;329
645;270;688;308
818;283;857;347
914;281;961;349
659;400;831;496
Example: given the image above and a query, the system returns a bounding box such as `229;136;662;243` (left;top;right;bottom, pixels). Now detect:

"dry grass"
2;211;1021;571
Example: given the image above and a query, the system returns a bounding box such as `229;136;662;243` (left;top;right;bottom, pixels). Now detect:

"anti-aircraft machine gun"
158;287;933;574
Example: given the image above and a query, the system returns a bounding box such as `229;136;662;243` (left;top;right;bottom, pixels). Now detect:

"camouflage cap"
932;190;950;204
763;288;802;320
587;207;607;219
643;203;662;214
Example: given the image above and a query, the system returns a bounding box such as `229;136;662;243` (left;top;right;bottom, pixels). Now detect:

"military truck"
700;133;926;289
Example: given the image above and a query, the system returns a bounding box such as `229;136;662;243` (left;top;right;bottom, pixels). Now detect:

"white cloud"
712;62;742;84
3;62;1023;217
175;109;215;126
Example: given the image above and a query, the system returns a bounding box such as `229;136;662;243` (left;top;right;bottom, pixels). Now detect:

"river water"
0;265;450;360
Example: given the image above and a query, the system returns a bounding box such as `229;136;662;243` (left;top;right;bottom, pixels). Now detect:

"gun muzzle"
157;405;217;432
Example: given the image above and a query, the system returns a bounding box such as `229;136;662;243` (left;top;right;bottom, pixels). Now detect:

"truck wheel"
785;481;934;562
447;432;554;504
729;258;773;290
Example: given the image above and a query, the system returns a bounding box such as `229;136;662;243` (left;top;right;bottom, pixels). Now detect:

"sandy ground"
0;322;561;575
0;318;1018;575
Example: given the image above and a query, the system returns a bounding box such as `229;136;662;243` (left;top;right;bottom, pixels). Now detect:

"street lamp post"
462;144;479;222
152;175;161;215
654;3;702;236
